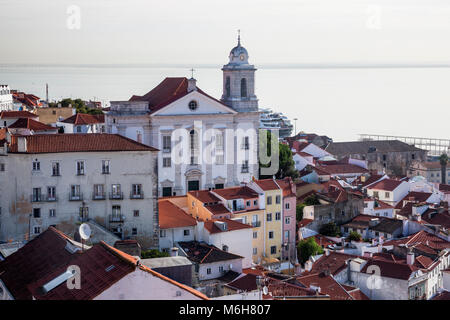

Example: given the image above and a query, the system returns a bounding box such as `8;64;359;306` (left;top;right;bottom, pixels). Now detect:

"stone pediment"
151;91;236;117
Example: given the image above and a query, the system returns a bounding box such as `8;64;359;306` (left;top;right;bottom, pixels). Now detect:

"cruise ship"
259;108;294;139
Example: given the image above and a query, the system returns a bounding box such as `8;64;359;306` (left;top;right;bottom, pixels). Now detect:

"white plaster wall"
94;268;203;300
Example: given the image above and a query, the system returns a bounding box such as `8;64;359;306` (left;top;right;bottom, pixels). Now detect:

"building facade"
0;133;159;249
106;38;260;196
0;85;13;111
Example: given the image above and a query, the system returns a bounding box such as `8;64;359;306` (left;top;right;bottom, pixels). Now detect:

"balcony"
163;148;171;153
109;192;123;200
78;215;89;222
69;193;83;201
31;195;58;202
241;166;249;173
251;221;261;228
92;192;106;200
109;214;125;223
130;192;144;199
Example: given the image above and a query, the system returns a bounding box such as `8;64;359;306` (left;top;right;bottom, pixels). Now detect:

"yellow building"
248;179;283;262
187;187;265;264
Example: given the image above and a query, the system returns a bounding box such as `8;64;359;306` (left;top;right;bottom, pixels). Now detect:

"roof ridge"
99;241;138;267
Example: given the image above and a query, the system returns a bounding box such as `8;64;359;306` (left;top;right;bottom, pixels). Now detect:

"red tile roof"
188;190;221;203
158;200;197;229
432;290;450;300
395;192;433;209
315;164;369;175
308;252;365;276
360;259;419;280
276;177;296;197
367;179;404;191
212;186;259;200
297;273;353;300
253;179;280;191
225;273;258;292
8;118;56;131
384;230;450;251
61;113;105;125
129;77;231;114
0;227;78;300
439;184;450;193
203;218;252;234
298;219;314;228
0;110;38;119
28;242;136;300
205;203;231;216
8;133;158;153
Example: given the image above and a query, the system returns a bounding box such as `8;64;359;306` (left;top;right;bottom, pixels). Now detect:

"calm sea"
1;64;449;142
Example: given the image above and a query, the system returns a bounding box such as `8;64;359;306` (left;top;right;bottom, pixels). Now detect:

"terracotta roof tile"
61;113;104;125
212;186;259;200
203;218;252;234
367;179;405;191
0;110;38;119
253;179;280;191
8;118;56;131
158;200;197;229
9;133;158;153
297;273;353;300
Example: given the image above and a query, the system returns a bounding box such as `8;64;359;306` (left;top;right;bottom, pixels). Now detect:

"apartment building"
0;133;159;248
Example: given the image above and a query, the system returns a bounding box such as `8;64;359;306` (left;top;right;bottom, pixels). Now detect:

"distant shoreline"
2;63;450;70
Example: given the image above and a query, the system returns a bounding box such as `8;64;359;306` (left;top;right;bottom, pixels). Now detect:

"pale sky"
2;0;450;65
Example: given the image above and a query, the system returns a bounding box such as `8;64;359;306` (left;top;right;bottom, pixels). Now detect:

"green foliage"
439;153;449;166
319;222;341;237
49;98;103;115
297;237;324;265
259;130;298;180
348;231;362;242
141;249;169;259
296;204;305;221
303;194;320;206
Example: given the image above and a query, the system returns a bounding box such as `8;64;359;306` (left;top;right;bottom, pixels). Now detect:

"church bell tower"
221;31;258;112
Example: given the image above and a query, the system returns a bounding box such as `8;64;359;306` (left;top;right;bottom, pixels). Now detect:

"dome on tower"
227;32;249;65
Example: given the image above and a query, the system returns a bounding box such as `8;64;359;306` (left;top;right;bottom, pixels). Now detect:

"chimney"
170;247;179;257
407;250;415;265
324;248;330;256
310;285;321;295
187;78;197;92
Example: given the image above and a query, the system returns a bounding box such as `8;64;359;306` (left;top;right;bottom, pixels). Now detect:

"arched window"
241;78;247;98
190;129;198;164
225;77;231;97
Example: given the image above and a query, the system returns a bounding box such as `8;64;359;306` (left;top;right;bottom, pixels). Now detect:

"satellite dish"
262;286;268;295
79;223;91;240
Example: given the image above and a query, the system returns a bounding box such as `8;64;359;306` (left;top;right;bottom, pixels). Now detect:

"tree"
303;194;320;206
348;231;362;242
319;222;341;237
297;237;324;265
296;204;305;221
259;130;298;180
440;153;448;185
141;249;169;259
49;98;103;115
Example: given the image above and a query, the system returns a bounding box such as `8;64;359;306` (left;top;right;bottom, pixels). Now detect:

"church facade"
106;37;261;196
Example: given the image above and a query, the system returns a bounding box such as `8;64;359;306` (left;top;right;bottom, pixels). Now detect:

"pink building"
276;178;297;261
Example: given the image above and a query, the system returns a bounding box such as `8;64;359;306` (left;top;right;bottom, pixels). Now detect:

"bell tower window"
225;77;230;97
241;78;247;98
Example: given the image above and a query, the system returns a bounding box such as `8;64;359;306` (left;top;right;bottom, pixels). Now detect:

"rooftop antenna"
79;223;91;252
190;68;195;79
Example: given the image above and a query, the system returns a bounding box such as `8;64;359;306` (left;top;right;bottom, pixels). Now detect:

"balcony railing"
109;214;125;223
109;192;124;200
251;221;261;228
92;192;106;200
130;192;144;199
78;215;89;222
163;148;171;153
69;193;83;201
31;195;58;202
241;166;249;173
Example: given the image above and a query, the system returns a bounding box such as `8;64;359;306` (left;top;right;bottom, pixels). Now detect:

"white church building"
106;36;261;196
